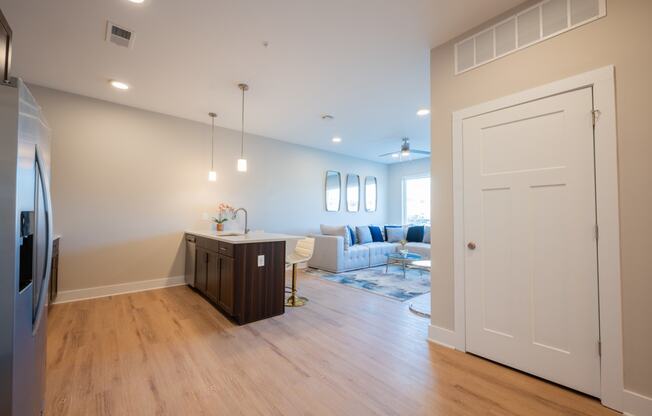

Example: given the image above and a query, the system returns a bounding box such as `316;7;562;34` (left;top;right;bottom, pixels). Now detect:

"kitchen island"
185;230;301;325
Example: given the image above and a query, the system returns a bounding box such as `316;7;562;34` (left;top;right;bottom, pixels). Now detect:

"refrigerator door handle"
32;145;53;335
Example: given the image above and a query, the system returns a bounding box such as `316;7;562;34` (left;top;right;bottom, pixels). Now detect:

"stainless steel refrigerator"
0;78;53;416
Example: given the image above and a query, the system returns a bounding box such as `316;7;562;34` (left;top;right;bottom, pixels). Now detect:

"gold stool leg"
285;263;308;307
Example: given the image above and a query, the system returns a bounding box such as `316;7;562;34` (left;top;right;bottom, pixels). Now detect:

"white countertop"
186;230;303;244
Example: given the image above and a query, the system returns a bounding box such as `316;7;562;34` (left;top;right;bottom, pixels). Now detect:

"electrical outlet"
257;255;265;267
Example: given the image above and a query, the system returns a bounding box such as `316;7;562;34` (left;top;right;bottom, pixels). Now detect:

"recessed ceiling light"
417;108;430;116
110;80;130;90
128;0;145;3
332;137;342;143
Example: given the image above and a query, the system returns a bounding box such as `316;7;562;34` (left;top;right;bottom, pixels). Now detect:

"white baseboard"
53;275;186;304
428;324;459;350
624;389;652;416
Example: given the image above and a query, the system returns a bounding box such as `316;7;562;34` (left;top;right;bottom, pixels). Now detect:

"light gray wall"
387;158;430;224
30;85;389;291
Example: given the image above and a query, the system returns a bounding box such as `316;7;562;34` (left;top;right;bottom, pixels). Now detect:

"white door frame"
446;66;623;411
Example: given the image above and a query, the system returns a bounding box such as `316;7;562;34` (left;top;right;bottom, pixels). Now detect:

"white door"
463;87;601;397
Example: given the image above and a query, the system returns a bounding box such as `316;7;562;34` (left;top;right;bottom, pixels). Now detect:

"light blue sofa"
308;225;430;273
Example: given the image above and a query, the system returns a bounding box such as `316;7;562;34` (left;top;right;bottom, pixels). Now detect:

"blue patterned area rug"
307;266;430;302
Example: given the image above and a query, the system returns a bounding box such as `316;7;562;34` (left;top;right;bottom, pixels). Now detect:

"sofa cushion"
423;225;431;243
384;225;402;241
369;225;384;242
343;245;370;270
356;226;373;245
406;225;424;242
385;227;403;243
405;242;430;259
366;242;397;267
347;225;357;246
320;224;343;235
320;224;349;250
364;242;395;249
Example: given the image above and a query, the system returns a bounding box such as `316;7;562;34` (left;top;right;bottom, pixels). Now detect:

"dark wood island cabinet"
186;231;298;325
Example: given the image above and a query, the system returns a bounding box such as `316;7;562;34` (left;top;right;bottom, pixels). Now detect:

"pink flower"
213;203;235;224
218;203;231;211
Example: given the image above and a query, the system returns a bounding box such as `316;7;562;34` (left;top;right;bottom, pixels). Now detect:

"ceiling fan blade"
378;151;398;157
411;150;431;155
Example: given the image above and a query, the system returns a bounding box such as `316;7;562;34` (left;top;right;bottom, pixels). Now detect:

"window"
402;174;430;225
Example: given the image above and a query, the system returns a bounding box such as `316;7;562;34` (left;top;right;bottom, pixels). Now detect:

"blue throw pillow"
384;225;402;242
356;226;373;245
347;225;357;245
368;225;384;242
406;225;425;242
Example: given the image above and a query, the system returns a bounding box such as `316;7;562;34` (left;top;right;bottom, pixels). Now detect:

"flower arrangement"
212;203;234;230
399;239;408;257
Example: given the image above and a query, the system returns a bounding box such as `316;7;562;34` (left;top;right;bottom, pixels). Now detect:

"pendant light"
237;83;249;172
208;112;217;181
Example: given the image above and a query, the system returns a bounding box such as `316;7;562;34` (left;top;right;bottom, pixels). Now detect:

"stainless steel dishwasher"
184;234;196;287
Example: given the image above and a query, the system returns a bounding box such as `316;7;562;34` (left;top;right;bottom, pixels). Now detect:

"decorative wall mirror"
346;174;360;212
325;171;341;212
365;176;377;212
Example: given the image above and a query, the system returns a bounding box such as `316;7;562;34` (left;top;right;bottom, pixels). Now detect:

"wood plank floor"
46;271;618;416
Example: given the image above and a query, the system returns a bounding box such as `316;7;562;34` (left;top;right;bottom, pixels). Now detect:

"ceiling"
2;0;521;163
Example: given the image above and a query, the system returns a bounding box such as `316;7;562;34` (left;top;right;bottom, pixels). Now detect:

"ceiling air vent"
106;21;135;48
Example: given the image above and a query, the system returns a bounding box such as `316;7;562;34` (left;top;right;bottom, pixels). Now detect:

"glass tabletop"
386;252;422;261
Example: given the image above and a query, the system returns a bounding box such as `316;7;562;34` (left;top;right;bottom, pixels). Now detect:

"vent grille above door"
455;0;605;75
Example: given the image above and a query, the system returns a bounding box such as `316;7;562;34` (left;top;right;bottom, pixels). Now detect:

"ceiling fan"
378;138;430;160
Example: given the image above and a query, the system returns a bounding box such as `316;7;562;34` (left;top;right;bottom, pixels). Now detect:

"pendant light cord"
211;116;215;170
240;87;245;158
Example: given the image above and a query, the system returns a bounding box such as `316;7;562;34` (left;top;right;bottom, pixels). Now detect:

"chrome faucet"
232;208;250;234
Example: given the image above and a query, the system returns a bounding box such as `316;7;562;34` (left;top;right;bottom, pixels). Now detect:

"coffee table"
411;260;431;277
385;252;422;278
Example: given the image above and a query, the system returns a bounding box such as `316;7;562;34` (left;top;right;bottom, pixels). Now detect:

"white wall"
30;85;389;291
387;158;430;224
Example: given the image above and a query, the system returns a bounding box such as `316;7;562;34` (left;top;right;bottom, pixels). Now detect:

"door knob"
467;242;477;250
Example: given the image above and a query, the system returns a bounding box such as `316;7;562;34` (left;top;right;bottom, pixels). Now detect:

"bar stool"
285;237;315;307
